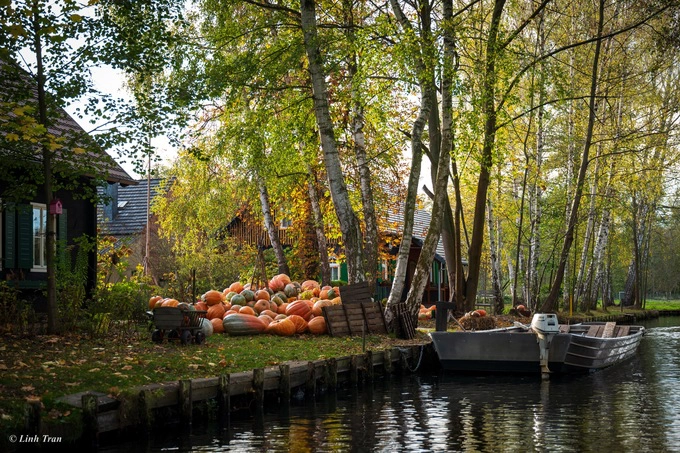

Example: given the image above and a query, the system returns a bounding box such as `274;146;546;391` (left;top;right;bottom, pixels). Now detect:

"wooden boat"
429;314;645;376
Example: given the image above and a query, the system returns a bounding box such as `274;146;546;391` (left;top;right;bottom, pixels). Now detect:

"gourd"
287;314;308;334
307;316;327;335
222;313;266;336
207;303;226;320
149;295;162;310
285;300;312;320
266;318;296;336
203;290;223;306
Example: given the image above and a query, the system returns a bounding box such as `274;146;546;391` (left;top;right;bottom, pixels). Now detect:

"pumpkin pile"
150;274;341;339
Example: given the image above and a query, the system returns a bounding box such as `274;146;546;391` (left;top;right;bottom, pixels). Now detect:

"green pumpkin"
231;293;246;306
241;289;255;302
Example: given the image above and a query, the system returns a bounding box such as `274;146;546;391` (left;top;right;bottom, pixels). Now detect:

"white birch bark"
300;0;365;283
256;172;290;276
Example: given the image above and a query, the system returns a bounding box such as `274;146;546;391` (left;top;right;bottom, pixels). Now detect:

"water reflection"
101;317;680;452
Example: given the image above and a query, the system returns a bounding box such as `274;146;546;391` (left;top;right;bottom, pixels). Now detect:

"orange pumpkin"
203;290;223;306
195;301;208;311
278;302;289;314
275;273;292;286
258;314;274;326
275;313;288;320
312;299;333;317
228;281;244;294
287;314;308;334
149;295;162;310
253;299;270;314
254;290;270;301
162;298;179;307
211;317;225;334
260;309;278;319
285;299;312;320
266;318;296;336
269;276;285;292
307;316;327;335
238;305;256;316
207;303;226;320
301;280;320;291
269;301;279;312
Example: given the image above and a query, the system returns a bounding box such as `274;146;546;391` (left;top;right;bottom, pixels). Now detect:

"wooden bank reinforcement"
23;345;428;445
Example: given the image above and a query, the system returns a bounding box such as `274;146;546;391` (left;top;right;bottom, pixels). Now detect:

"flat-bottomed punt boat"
429;314;645;376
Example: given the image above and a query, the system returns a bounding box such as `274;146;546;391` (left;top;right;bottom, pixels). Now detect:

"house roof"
99;178;169;236
385;203;447;263
0;57;136;186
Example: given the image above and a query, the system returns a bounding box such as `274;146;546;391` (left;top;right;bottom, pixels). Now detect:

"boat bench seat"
587;322;619;338
615;325;630;337
587;324;603;337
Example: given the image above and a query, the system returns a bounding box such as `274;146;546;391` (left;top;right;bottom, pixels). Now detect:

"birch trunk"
574;145;601;309
385;0;430;316
540;0;605;312
256;173;290;276
344;3;379;281
525;9;546;311
466;0;506;307
300;0;365;283
305;164;331;286
486;198;504;314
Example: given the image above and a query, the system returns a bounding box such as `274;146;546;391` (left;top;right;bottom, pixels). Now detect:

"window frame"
31;202;47;272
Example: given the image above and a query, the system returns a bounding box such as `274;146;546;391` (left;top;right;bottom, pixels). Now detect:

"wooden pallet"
322;282;387;336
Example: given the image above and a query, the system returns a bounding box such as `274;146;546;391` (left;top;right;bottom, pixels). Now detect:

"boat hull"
430;324;645;374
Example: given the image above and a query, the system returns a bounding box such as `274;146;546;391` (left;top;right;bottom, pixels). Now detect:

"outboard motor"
531;314;560;379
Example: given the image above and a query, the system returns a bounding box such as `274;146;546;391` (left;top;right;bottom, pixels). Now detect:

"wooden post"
253;368;265;407
436;302;456;331
279;364;291;403
327;358;337;390
81;393;98;447
365;351;373;381
383;349;393;374
306;361;316;400
218;374;230;415
138;389;152;430
179;379;192;425
350;355;359;385
400;348;409;374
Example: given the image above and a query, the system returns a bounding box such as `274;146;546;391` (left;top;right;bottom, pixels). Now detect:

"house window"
280;218;292;229
330;262;340;281
32;203;47;270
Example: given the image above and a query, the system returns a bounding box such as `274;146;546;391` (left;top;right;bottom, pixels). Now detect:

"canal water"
101;316;680;452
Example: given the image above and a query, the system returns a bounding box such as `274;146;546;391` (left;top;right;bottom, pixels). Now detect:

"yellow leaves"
5;133;19;141
70;14;83;23
73;147;87;154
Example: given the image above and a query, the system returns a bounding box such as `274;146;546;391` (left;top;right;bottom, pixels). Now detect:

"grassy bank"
1;303;677;444
0;326;427;442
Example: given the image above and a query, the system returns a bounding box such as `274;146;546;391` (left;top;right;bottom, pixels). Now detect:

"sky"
65;66;178;180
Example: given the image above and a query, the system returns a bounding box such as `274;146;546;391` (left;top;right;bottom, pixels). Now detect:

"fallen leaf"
21;385;35;392
89;368;100;372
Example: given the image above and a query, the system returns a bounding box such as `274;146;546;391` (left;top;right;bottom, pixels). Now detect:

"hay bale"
458;315;497;331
